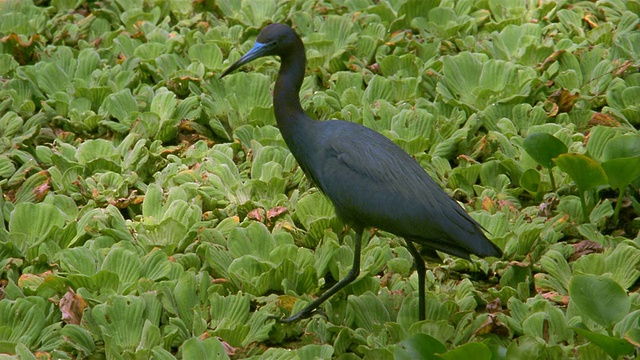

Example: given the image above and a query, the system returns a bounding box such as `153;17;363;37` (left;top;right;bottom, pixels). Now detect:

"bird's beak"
220;42;270;78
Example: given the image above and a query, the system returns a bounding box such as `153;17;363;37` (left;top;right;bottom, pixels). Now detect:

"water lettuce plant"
0;0;639;358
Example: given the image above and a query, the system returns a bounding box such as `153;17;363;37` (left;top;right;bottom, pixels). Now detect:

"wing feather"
303;120;499;257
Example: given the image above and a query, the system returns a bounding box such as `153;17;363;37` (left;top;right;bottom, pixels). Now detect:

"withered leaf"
267;206;288;220
547;88;579;114
247;208;264;222
588;112;620;127
569;240;604;262
60;288;87;325
476;314;510;337
0;33;43;65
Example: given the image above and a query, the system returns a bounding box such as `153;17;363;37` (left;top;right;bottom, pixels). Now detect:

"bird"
221;23;502;323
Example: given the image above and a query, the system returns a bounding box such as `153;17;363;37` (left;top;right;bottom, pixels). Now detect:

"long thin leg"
405;240;426;321
277;229;363;323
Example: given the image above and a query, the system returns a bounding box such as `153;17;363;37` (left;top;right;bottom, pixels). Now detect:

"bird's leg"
405;240;426;321
275;229;363;323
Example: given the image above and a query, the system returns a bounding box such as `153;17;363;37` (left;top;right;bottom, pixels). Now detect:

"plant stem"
612;188;624;226
549;167;556;192
579;191;590;223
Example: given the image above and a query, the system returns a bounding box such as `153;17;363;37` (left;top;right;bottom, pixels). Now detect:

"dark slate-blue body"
286;117;501;259
221;23;501;322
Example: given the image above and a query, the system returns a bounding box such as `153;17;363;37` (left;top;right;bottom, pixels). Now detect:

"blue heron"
221;23;502;323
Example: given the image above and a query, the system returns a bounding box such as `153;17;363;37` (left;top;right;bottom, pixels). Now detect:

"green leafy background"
1;0;639;359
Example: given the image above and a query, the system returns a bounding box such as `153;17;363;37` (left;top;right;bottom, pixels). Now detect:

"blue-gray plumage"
221;23;502;323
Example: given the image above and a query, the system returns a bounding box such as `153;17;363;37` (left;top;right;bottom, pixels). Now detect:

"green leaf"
101;248;142;291
439;342;492;360
173;271;197;332
141;249;172;281
8;202;65;248
394;333;446;360
180;336;229;360
602;135;640;161
294;192;335;230
209;292;250;330
75;139;119;166
102;89;138;126
143;183;164;221
36;63;71;95
614;309;640;339
602;157;640;189
438;52;482;108
348;292;391;333
75;48;100;81
90;295;147;351
0;297;47;349
569;274;630;328
297;344;334;359
61;324;96;356
150;88;178;123
555;154;608;193
523;132;568;169
223;72;272;122
539;250;571;294
520;168;541;192
585;126;622;162
572;326;635;359
227;222;276;261
625;328;640;349
600;135;640;190
14;170;50;204
188;43;223;70
575;243;640;290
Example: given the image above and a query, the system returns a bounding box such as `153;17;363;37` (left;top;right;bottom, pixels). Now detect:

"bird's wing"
312;122;492;256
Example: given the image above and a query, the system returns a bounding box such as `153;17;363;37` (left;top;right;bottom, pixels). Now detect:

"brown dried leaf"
217;337;237;356
475;314;510;337
588;112;620;127
0;33;43;65
247;208;264;222
569;240;604;262
538;195;560;218
509;260;531;267
457;154;479;164
583;13;599;28
367;63;380;73
267;206;288;221
614;60;633;77
0;279;6;301
547;88;579;113
33;176;51;202
481;196;496;213
538;50;566;71
202;211;215;221
547;102;559;117
486;297;502;314
533;273;552;293
110;191;143;209
540;291;570;305
60;288;87;325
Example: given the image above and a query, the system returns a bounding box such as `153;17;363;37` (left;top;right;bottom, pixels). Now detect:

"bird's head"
220;23;300;78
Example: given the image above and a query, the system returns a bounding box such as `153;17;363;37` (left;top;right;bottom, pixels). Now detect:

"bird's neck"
273;48;310;136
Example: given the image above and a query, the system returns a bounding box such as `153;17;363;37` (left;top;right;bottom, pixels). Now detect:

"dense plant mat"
0;0;639;358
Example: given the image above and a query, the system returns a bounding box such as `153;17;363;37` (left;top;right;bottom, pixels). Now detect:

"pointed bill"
220;42;270;78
